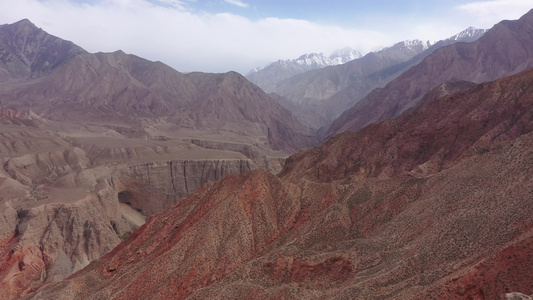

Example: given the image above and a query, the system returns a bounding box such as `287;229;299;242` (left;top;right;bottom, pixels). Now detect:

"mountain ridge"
0;19;86;81
23;66;533;300
326;9;533;138
0;22;317;153
264;26;486;130
0;18;318;299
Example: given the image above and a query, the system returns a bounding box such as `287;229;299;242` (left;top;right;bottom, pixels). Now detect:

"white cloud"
7;0;529;74
224;0;248;8
0;0;389;74
456;0;533;28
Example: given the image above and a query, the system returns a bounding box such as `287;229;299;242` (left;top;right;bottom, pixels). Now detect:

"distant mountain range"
0;19;317;154
247;27;486;130
326;10;533;138
248;48;363;74
246;48;362;93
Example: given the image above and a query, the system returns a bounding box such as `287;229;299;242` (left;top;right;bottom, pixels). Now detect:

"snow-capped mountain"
292;48;363;68
257;26;488;131
448;26;487;41
245;48;362;93
250;48;362;74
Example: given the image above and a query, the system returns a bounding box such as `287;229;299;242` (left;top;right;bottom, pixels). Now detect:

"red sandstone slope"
23;68;533;299
282;68;533;183
0;19;317;300
326;9;533;138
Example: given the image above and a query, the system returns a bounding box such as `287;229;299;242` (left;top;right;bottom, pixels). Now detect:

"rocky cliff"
190;139;286;173
23;66;533;299
0;117;273;299
113;158;256;216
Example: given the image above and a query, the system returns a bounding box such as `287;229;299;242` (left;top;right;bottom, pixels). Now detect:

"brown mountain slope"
0;20;316;154
0;19;315;299
326;9;533;138
0;19;86;81
24;65;533;299
177;71;317;153
0;50;316;153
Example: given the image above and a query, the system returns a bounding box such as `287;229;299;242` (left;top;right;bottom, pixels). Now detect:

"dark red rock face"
24;65;533;299
0;18;319;300
283;69;533;183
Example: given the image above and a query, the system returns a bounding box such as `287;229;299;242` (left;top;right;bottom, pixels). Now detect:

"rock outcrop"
0;115;272;298
506;293;533;300
0;19;318;298
23;63;533;300
0;175;136;299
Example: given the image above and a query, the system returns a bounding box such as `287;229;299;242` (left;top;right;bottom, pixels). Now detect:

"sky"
0;0;532;74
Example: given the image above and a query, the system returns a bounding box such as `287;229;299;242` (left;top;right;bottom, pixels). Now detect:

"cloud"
8;0;528;74
456;0;533;27
0;0;389;74
153;0;186;9
224;0;248;8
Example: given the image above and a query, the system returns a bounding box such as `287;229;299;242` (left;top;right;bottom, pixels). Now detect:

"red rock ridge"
23;64;533;299
282;68;533;183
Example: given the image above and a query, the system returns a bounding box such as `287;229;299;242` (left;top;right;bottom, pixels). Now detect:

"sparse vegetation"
121;231;132;240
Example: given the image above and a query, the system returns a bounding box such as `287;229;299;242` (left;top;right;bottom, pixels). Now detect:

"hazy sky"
1;0;532;74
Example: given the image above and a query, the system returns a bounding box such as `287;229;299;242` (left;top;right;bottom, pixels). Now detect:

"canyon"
23;65;533;300
2;9;533;300
0;19;314;299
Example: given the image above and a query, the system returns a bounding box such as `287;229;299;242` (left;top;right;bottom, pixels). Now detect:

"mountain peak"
245;47;362;91
381;39;433;53
520;8;533;19
0;19;87;81
326;9;533;138
11;18;36;27
447;26;487;41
